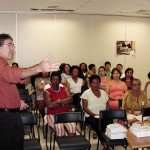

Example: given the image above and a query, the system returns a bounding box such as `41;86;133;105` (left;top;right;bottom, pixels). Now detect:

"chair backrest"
18;89;29;95
99;110;128;130
118;99;122;109
99;110;127;120
54;112;82;124
21;114;37;125
142;107;150;121
21;114;40;140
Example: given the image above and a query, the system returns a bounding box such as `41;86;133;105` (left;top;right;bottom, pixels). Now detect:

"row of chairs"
46;110;128;150
18;88;42;150
18;89;150;150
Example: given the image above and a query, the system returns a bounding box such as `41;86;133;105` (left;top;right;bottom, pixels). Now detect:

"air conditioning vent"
31;8;74;12
116;10;150;16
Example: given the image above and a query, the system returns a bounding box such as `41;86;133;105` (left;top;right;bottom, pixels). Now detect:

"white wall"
0;13;149;89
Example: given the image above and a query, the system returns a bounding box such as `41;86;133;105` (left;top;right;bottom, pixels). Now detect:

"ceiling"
1;0;150;17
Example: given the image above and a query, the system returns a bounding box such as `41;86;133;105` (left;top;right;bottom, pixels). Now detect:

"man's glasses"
132;84;141;86
2;44;15;49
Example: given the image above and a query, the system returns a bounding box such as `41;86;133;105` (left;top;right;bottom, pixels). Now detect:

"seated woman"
98;66;110;90
66;65;83;110
81;70;94;95
121;67;134;90
79;62;88;79
35;72;50;114
43;71;76;136
105;68;127;110
122;78;147;125
81;75;110;150
61;63;71;86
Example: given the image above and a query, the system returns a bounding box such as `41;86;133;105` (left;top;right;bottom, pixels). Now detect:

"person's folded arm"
59;89;72;107
43;91;61;109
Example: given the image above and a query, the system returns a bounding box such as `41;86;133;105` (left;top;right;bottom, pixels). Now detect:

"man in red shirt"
0;33;59;150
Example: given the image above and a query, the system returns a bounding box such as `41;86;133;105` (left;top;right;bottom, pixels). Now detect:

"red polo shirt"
0;57;24;108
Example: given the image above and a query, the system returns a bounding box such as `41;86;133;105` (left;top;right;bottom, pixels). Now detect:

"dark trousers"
0;111;24;150
85;116;112;143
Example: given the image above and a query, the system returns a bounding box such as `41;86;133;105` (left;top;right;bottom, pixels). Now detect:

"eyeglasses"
132;84;141;86
2;44;15;49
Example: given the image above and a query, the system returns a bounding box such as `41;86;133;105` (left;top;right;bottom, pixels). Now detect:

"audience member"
43;71;75;136
98;66;110;90
105;68;127;109
35;72;50;114
79;62;88;76
122;67;134;90
116;63;125;79
12;62;25;89
81;75;110;150
61;63;71;86
104;61;112;78
67;65;83;95
12;62;19;68
88;64;96;74
144;71;150;105
81;70;96;138
61;63;71;80
66;65;83;109
122;78;147;125
58;63;66;74
81;70;94;95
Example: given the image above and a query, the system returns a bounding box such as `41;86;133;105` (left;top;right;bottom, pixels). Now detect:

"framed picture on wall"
116;41;135;55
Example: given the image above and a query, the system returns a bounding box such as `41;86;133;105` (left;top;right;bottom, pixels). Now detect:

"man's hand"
21;55;59;79
20;100;29;110
39;55;59;72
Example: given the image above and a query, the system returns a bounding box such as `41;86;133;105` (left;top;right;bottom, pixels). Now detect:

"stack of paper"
130;124;150;137
105;123;127;139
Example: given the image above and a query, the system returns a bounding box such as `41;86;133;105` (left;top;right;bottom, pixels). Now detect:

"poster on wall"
116;41;135;55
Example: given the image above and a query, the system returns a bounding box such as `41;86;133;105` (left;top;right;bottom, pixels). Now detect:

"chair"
45;123;55;150
118;99;122;109
53;112;91;150
18;89;35;137
97;110;128;150
21;113;42;150
18;89;33;113
142;107;150;121
82;109;94;141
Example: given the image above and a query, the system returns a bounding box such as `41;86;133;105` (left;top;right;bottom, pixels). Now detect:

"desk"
126;130;150;149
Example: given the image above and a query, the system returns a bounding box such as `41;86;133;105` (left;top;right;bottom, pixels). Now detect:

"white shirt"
147;84;150;100
80;88;108;117
67;77;83;93
120;72;125;79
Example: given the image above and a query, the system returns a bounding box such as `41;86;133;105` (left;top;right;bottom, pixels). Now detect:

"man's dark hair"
88;64;95;70
104;61;111;67
116;63;123;68
12;62;19;68
0;33;13;46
